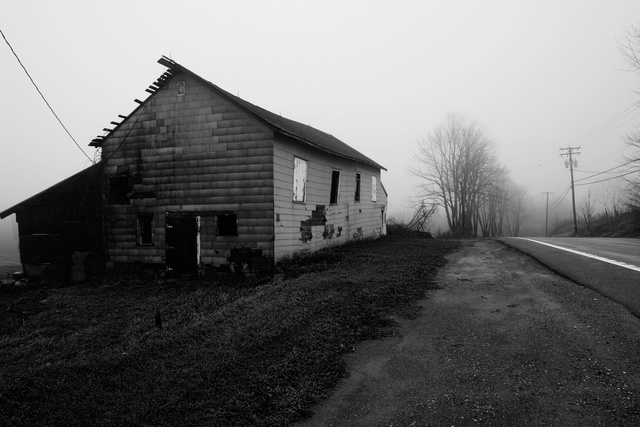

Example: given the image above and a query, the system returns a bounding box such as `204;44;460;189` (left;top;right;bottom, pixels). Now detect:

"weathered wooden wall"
101;72;275;270
273;135;387;259
12;164;103;280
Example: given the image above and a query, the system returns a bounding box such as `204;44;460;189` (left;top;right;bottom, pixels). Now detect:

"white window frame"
372;176;377;202
293;157;308;202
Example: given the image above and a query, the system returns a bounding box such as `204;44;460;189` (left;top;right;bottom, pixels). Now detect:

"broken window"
372;176;377;202
293;157;307;202
107;175;131;204
137;215;154;245
355;173;361;202
330;170;340;204
217;214;238;236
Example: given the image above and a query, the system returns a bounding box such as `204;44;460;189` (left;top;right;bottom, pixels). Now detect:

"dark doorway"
166;215;199;277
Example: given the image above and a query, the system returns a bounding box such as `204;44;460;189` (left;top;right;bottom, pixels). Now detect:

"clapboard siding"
272;134;386;260
101;72;275;269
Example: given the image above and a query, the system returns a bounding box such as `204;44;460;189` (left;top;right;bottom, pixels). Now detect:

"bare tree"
477;168;510;237
593;181;623;224
578;189;598;232
410;113;503;237
618;25;640;210
504;182;534;237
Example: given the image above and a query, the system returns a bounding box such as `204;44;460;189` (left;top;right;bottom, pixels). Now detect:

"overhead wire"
104;100;149;161
548;185;571;212
0;27;94;164
574;159;637;182
570;102;640;147
575;169;639;187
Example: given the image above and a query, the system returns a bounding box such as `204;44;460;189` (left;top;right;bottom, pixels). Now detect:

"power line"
0;27;94;164
549;185;571;212
516;102;640;179
574;159;637;182
575;169;639;186
571;102;640;147
105;100;148;161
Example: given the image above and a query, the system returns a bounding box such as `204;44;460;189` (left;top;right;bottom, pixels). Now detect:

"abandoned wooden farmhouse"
0;56;387;279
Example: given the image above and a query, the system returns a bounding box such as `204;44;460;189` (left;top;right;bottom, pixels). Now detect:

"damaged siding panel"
273;135;385;260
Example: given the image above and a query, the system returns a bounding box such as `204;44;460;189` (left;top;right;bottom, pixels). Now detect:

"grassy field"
0;235;459;426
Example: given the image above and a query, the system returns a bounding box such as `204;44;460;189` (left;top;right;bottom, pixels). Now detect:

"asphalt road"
499;237;640;318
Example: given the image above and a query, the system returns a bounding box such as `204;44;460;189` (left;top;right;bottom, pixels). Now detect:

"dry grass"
0;235;459;426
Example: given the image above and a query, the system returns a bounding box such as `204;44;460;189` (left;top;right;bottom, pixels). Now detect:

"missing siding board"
353;227;363;240
300;205;326;242
323;223;334;239
300;226;312;243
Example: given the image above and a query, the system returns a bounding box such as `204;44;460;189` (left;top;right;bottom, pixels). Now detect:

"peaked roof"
93;56;385;171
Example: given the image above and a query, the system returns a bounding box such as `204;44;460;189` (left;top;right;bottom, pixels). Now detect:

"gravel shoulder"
296;239;640;426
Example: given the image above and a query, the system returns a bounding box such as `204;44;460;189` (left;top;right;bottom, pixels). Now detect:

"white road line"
521;238;640;273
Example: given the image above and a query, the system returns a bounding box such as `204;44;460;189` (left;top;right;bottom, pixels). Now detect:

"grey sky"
1;0;640;240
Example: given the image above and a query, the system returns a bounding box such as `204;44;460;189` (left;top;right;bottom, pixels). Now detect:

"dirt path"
295;239;640;426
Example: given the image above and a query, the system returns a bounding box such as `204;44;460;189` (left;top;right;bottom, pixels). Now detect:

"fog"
2;1;640;248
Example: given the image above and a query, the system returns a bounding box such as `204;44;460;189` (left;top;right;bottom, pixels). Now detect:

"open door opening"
166;214;199;277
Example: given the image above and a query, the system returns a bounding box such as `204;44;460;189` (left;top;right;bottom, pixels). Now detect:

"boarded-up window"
372;176;377;202
177;81;186;96
293;157;307;202
137;215;154;245
330;170;340;204
217;214;238;236
355;173;361;202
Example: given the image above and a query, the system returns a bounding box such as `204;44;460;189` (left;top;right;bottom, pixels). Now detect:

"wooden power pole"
542;192;554;237
559;146;581;236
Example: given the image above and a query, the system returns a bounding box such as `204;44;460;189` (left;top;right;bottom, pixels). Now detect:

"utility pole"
542;192;554;237
559;146;581;236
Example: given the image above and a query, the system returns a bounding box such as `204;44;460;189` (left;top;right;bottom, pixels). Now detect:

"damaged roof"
93;56;386;171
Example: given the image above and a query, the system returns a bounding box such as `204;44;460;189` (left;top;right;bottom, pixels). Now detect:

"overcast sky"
2;0;640;244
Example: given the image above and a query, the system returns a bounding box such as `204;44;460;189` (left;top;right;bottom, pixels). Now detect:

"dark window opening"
108;175;131;204
330;170;340;204
355;173;361;202
217;214;238;236
137;215;154;245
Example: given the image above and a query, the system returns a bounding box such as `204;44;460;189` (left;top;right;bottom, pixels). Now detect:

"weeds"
0;235;459;426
